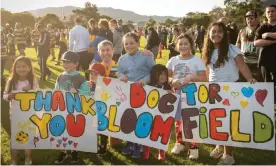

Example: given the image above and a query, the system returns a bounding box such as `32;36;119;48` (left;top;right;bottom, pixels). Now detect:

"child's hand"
87;81;93;88
248;78;257;84
8;93;16;100
120;75;128;83
142;50;154;57
70;88;78;93
22;85;31;91
137;80;145;86
172;79;182;89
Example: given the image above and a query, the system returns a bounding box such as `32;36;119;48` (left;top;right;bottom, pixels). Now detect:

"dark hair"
123;32;139;43
175;33;196;55
8;56;34;92
149;64;171;90
245;10;258;18
88;18;96;25
202;22;229;66
122;25;131;34
266;4;276;9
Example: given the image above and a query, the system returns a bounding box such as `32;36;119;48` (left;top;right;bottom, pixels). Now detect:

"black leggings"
261;66;276;102
58;42;67;61
39;55;51;79
76;50;90;80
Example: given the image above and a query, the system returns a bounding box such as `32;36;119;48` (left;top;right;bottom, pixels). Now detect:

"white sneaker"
25;160;32;165
188;148;199;160
217;154;235;165
210;146;223;159
171;143;185;154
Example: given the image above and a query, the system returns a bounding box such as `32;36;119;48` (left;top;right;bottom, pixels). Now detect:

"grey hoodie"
112;27;123;54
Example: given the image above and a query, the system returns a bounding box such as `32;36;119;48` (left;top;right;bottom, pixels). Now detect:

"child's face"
209;25;224;44
124;37;138;55
90;71;98;83
99;45;114;63
62;61;78;73
177;38;192;55
15;61;31;77
158;71;167;85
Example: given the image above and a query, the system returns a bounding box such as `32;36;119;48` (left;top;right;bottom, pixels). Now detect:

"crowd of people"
1;4;276;165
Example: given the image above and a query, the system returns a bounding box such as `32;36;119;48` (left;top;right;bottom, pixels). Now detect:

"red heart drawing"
103;77;111;86
222;99;230;106
33;137;39;143
73;142;78;148
56;144;60;148
62;137;68;142
50;137;55;142
255;89;268;107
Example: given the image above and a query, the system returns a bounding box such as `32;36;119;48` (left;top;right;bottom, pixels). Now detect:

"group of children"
4;21;256;165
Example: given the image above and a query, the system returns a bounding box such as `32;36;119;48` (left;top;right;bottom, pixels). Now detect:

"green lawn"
1;37;276;165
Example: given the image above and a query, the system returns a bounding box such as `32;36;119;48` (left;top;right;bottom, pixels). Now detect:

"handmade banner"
181;82;275;150
11;90;97;153
95;76;180;150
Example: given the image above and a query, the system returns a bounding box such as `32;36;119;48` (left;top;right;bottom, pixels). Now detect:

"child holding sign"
143;64;172;161
87;63;110;155
3;56;39;165
98;40;121;148
118;32;155;158
166;33;207;160
202;22;255;165
54;51;90;164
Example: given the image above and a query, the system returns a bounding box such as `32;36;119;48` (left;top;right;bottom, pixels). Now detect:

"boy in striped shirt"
14;22;26;56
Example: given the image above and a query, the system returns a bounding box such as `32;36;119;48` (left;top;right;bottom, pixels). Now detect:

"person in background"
145;27;160;60
99;18;113;43
69;16;90;80
56;32;68;65
109;19;123;63
254;4;276;103
117;19;123;30
228;22;239;45
35;24;52;81
47;24;57;61
195;25;203;53
31;23;41;54
168;25;180;60
14;22;26;56
88;18;99;62
236;10;262;81
6;33;16;63
161;26;168;49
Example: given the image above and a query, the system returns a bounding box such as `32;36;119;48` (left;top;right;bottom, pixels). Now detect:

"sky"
1;0;225;17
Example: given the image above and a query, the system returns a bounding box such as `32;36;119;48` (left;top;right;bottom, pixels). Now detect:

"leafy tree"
72;2;100;22
145;16;156;28
39;13;65;29
1;8;13;27
163;18;178;27
209;7;225;22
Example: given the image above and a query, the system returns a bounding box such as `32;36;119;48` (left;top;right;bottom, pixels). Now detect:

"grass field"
1;37;276;165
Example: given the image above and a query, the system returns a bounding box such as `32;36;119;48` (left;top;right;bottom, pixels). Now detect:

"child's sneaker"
132;144;142;158
210;146;223;159
217;154;235;165
143;146;150;160
25;159;32;165
171;142;185;154
122;142;133;155
55;152;67;164
188;148;199;160
71;151;79;164
158;150;166;161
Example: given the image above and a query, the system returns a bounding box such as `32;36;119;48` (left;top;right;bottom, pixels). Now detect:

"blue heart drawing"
241;87;254;98
116;102;121;106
